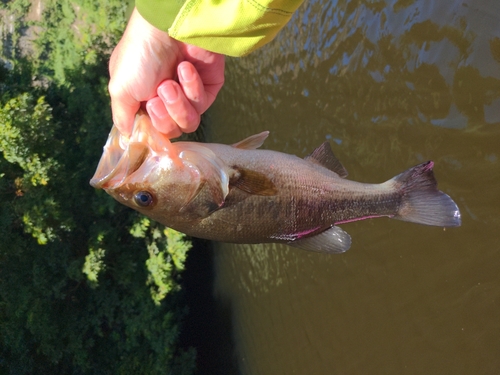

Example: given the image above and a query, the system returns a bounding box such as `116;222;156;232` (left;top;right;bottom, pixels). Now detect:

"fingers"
177;61;207;114
146;96;183;139
147;79;201;138
108;8;183;137
142;53;224;137
109;84;141;137
185;52;225;109
108;34;143;136
148;61;207;136
159;80;201;131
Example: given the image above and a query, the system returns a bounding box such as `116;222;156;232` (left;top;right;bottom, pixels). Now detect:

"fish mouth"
90;111;174;189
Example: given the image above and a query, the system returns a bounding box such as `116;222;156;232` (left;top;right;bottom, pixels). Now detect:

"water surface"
204;0;500;373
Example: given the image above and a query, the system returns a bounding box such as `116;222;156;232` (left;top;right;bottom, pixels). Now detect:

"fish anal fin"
230;167;277;196
232;131;270;150
288;226;352;254
305;142;348;178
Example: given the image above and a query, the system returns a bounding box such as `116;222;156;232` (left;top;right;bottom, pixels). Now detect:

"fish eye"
134;191;155;208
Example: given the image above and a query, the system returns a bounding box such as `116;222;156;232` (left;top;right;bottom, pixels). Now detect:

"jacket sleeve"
135;0;305;57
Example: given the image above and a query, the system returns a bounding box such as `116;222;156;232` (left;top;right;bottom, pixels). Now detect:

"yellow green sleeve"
135;0;185;34
135;0;305;57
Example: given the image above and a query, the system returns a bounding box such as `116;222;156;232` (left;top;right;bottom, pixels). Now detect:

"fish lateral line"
335;214;390;225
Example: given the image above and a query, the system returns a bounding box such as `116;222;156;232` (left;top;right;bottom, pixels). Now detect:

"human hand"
108;8;225;138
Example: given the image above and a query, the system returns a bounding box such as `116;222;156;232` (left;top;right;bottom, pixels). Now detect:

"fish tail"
391;161;461;227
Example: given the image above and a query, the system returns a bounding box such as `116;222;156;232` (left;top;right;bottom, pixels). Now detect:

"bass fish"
90;112;461;253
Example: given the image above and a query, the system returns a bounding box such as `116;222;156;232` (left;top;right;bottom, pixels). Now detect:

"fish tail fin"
391;161;461;227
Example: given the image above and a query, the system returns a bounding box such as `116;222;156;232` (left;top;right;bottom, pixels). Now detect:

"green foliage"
129;218;192;305
0;1;195;374
147;226;192;305
0;93;66;245
82;235;106;287
30;0;128;84
0;0;31;60
0;96;55;178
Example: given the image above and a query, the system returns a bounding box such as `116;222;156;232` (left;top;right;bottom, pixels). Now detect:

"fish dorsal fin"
288;226;352;254
232;131;270;150
230;167;277;196
305;142;348;178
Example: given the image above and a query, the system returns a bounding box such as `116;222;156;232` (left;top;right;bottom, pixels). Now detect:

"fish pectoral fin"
231;131;270;150
305;142;348;178
287;226;352;254
230;167;277;196
180;179;225;218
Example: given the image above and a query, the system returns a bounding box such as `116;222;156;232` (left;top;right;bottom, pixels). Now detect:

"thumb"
109;88;141;136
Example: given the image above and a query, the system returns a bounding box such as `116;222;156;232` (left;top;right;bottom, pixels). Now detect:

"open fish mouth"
90;111;174;189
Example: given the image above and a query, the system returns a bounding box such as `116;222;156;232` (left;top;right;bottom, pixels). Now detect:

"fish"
90;112;461;254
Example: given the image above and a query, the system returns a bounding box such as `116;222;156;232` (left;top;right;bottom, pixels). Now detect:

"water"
201;0;500;373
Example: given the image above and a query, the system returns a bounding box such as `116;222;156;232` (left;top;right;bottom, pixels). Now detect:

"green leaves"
0;1;195;373
82;233;106;287
30;0;128;84
0;93;66;245
0;94;57;187
130;217;192;304
146;225;192;305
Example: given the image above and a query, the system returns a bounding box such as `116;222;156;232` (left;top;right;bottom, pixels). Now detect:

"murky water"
203;0;500;374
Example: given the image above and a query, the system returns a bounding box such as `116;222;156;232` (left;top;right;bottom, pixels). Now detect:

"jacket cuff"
135;0;185;32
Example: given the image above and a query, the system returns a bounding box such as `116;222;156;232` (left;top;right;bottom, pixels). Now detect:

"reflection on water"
205;0;500;374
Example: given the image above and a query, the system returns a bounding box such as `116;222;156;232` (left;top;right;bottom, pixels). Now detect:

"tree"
0;1;195;373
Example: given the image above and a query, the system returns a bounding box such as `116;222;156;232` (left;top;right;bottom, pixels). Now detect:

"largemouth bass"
90;112;461;253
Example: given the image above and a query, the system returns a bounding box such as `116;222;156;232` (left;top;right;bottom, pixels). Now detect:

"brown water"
203;0;500;374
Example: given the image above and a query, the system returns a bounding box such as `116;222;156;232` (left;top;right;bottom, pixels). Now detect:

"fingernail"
147;98;168;120
179;64;194;82
160;83;178;103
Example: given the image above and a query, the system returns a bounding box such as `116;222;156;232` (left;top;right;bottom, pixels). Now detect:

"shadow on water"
178;239;239;375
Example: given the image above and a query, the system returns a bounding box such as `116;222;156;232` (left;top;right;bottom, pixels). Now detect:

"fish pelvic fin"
305;142;348;178
391;161;461;227
287;226;352;254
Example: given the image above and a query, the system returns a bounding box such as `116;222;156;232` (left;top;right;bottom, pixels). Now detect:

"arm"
109;0;305;137
108;8;225;138
137;0;306;56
